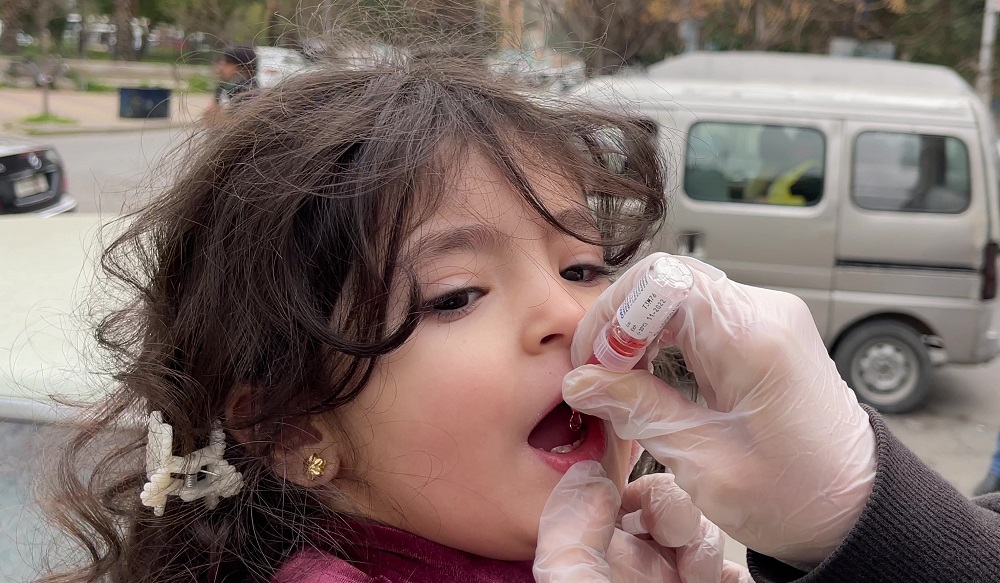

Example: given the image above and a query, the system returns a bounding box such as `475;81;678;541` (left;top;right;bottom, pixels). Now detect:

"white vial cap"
648;256;695;292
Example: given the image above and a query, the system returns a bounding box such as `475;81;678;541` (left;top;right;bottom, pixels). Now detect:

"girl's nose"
519;275;589;355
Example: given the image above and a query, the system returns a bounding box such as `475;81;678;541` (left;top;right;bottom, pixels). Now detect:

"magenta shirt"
272;522;535;583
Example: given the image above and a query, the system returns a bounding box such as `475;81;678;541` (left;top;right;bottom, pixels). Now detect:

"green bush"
145;47;188;64
83;80;116;92
18;45;42;59
185;74;213;93
81;50;113;61
62;69;115;92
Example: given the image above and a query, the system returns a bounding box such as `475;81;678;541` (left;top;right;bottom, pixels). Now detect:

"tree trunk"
0;0;28;54
113;0;136;61
266;0;281;45
752;2;767;50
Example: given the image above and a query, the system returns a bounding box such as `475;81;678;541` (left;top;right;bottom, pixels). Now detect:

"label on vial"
616;274;673;340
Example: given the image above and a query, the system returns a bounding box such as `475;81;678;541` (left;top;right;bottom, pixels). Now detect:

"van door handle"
678;232;705;259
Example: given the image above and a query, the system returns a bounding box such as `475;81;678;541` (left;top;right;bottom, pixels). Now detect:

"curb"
6;120;197;137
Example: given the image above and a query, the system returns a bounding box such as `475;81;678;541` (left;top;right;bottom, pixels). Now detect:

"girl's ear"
225;388;342;488
271;415;342;488
224;386;258;447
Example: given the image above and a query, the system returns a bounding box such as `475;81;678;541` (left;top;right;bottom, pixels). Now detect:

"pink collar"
274;521;535;583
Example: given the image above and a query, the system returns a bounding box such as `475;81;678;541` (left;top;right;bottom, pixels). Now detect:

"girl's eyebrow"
548;207;601;239
408;224;505;267
407;208;599;266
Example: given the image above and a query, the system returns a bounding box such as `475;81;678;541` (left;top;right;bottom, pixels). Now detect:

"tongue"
528;402;581;451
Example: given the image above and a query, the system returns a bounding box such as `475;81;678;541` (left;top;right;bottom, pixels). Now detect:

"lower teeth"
549;432;586;454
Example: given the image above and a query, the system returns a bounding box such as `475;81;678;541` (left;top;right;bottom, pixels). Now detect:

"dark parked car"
0;138;76;216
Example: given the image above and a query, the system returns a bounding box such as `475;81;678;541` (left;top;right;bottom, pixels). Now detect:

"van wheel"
833;321;932;414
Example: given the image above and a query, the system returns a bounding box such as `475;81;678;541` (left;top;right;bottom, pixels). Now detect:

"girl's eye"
561;263;614;284
423;288;485;321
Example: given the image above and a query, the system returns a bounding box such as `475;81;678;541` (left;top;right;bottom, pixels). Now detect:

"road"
50;128;185;214
2;129;1000;579
0;129;182;582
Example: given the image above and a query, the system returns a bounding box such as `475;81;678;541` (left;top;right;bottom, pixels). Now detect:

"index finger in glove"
563;364;731;453
534;461;620;583
620;473;702;548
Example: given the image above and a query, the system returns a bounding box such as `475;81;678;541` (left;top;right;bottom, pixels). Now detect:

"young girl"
43;50;730;583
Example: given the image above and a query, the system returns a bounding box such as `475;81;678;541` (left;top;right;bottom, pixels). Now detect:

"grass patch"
20;113;78;125
185;74;213;93
74;48;215;65
83;80;116;92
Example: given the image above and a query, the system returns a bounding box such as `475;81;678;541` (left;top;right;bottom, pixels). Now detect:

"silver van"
578;52;1000;412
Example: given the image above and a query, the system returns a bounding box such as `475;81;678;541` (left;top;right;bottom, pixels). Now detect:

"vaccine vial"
588;256;694;372
569;257;693;432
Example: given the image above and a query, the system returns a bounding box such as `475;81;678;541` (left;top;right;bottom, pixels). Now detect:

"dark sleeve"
746;406;1000;583
228;81;258;106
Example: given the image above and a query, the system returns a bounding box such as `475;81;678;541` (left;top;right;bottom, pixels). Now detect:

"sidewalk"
0;56;212;88
0;88;213;136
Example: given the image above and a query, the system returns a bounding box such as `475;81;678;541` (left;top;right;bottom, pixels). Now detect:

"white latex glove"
564;254;877;565
534;461;751;583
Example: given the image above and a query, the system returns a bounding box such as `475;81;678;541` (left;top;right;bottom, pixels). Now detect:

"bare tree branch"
540;0;677;74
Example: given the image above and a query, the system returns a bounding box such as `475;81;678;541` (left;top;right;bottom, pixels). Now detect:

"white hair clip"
140;411;244;517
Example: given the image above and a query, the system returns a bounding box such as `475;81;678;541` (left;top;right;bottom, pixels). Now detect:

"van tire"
833;321;932;414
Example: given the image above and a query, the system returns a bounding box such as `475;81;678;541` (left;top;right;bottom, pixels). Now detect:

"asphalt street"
1;129;999;580
45;128;187;215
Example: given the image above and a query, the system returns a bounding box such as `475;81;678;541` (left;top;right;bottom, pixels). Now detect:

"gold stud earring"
304;453;327;481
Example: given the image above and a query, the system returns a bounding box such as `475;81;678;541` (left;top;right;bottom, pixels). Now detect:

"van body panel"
964;95;1000;243
829;291;998;363
650;91;974;127
974;307;1000;362
829;119;995;360
645;51;971;94
649;109;842;337
833;266;980;299
580;77;977;128
836;121;986;272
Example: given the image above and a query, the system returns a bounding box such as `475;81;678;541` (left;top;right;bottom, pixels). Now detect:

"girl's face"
332;153;635;560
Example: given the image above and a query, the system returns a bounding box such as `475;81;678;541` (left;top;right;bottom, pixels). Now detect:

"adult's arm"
748;407;1000;583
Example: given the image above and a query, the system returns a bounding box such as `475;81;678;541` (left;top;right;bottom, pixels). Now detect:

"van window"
685;122;825;206
852;132;970;213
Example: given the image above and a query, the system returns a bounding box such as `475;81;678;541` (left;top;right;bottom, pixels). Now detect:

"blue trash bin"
118;87;172;119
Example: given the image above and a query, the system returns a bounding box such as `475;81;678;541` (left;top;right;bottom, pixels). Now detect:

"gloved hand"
563;254;878;565
534;461;751;583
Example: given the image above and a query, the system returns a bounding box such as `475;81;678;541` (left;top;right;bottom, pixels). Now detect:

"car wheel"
833;321;932;414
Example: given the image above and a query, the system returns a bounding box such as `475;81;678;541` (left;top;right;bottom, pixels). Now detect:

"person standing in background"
202;44;258;124
975;429;1000;495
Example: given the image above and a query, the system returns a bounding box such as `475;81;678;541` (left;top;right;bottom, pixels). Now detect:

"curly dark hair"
40;48;668;583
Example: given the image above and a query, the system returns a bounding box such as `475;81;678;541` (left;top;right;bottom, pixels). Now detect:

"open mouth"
528;401;588;454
